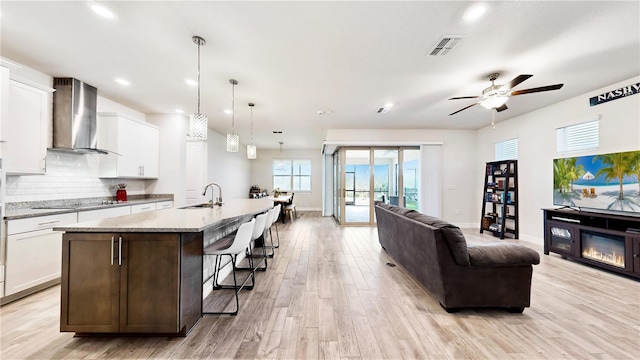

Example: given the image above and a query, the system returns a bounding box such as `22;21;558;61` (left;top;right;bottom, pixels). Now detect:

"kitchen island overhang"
54;198;273;336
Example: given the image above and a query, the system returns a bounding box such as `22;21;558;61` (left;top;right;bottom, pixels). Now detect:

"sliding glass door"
344;149;371;224
336;146;418;225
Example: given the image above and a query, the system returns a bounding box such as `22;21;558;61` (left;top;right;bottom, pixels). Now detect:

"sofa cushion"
467;243;540;267
404;212;471;266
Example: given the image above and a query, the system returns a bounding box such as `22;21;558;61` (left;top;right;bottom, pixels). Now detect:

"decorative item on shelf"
188;36;208;141
116;183;127;202
502;167;509;175
226;79;239;152
247;102;257;159
498;180;504;188
482;215;493;229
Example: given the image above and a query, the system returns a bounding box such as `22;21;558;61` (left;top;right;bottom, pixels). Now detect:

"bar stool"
262;207;278;258
239;212;269;272
202;218;255;316
270;204;281;248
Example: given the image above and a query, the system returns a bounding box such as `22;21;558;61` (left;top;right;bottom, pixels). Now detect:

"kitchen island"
54;198;273;336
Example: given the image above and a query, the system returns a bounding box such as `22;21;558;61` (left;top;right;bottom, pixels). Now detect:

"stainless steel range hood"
52;78;108;154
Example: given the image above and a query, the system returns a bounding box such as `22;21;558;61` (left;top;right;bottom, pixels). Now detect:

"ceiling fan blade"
510;83;564;96
495;104;508;112
448;96;480;100
449;102;478;116
503;74;533;91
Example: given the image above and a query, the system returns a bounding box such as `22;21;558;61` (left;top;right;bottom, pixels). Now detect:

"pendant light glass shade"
226;79;239;152
247;144;257;159
189;113;208;140
226;133;239;152
247;102;257;159
189;36;207;141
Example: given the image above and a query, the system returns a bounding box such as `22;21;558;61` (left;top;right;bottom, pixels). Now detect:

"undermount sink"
181;203;213;209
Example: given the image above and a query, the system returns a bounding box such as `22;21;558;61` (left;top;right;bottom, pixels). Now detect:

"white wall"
324;129;478;226
250;149;323;211
206;129;252;201
475;75;640;245
146;114;188;207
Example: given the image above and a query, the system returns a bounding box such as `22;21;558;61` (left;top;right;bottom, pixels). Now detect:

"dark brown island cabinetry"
543;208;640;279
60;232;203;335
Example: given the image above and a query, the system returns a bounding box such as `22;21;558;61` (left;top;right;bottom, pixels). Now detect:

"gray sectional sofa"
374;202;540;313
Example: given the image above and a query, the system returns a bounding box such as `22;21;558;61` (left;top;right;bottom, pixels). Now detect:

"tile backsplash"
5;151;147;203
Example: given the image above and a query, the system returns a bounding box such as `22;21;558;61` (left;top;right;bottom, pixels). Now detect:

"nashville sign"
589;82;640;106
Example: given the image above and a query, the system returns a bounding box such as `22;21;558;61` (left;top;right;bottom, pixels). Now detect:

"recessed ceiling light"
384;103;394;108
463;3;487;22
88;1;117;20
175;109;184;114
224;109;233;115
185;79;198;86
115;78;130;86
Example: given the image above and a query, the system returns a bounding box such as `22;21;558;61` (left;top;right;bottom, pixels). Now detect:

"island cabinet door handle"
118;236;122;266
111;236;114;265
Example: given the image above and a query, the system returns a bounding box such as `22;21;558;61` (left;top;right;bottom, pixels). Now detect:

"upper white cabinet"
97;113;159;179
0;66;8;158
2;78;52;174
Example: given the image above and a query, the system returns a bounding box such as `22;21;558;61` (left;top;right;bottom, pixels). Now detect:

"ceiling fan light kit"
189;35;208;141
448;73;564;124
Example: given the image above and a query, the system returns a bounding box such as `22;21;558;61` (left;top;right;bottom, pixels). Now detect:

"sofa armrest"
467;243;540;267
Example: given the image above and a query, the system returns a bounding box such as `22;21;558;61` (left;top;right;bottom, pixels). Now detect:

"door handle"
111;236;114;265
118;236;122;266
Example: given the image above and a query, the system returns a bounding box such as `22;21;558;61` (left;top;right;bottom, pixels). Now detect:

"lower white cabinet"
155;201;173;210
5;212;76;296
131;203;156;214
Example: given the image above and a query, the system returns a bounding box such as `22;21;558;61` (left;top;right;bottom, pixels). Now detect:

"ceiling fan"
448;73;564;116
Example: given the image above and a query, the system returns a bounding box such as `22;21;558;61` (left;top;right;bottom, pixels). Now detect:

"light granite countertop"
53;198;274;233
4;195;174;220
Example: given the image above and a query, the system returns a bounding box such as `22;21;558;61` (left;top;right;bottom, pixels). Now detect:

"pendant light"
189;36;207;141
226;79;239;152
247;102;257;159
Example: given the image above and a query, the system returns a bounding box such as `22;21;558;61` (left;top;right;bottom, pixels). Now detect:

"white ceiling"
1;1;638;150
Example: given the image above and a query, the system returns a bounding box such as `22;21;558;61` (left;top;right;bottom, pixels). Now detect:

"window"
273;159;311;192
556;119;599;154
495;138;518;160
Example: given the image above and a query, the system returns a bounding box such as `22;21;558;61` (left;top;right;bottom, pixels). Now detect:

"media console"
543;208;640;279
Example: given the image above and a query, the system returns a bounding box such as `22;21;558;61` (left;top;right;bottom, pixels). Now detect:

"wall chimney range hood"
51;77;108;154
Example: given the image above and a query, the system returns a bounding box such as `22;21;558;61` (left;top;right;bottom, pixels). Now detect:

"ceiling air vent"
428;35;464;56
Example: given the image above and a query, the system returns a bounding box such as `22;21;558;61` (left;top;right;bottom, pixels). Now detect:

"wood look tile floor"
2;212;639;359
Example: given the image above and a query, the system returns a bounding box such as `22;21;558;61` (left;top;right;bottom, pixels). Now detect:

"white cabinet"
77;206;131;223
98;113;159;179
2;79;51;174
155;201;173;210
4;212;77;296
0;66;8;158
131;203;156;214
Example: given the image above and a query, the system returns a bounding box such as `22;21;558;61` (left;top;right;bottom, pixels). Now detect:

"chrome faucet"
202;183;223;207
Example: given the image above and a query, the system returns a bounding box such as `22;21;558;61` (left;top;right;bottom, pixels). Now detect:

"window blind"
556;120;599;154
495;138;519;160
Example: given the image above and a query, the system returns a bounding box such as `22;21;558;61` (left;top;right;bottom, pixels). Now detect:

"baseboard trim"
1;278;61;306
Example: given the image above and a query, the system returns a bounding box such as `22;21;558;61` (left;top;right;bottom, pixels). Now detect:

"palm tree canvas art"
553;150;640;212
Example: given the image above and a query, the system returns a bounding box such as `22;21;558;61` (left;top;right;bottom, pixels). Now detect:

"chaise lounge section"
375;202;540;313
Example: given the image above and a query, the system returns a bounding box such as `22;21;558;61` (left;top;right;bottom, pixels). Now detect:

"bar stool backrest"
272;204;281;226
251;213;268;241
223;218;255;254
